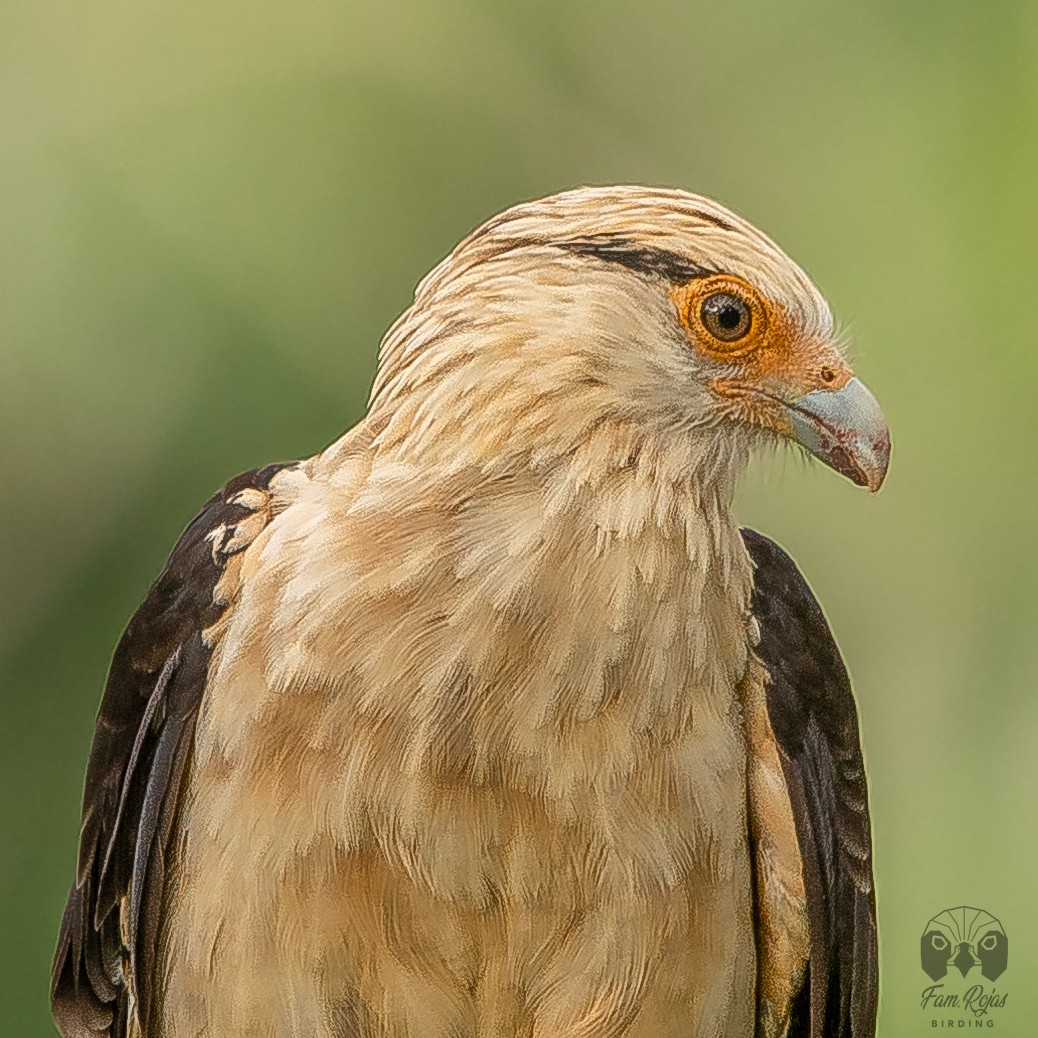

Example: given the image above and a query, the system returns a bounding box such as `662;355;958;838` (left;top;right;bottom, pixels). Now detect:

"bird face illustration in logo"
921;907;1008;982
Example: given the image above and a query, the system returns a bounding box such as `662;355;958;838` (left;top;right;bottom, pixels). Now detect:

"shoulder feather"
51;462;296;1038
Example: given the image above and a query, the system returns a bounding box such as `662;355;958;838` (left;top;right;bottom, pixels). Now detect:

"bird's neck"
514;422;756;735
325;418;756;794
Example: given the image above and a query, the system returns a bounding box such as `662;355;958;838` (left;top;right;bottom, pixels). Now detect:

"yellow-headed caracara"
53;187;889;1038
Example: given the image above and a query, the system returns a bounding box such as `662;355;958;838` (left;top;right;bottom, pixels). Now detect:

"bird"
52;185;888;1038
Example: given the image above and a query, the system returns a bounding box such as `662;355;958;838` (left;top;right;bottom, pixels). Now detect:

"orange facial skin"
672;274;853;438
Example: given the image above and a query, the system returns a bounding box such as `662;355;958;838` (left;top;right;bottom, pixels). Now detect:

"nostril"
820;366;836;384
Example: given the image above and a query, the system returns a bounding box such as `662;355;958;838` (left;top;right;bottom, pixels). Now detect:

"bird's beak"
781;378;891;493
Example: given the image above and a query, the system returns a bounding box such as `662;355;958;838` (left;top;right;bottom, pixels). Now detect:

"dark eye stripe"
553;235;713;282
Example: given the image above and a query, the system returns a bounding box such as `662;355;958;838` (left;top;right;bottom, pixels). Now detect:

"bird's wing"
51;462;297;1038
742;528;878;1038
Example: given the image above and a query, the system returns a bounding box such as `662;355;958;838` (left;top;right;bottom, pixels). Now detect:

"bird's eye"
674;275;767;357
700;292;752;343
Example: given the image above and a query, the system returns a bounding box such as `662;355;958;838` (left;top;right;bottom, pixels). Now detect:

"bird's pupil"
718;305;741;329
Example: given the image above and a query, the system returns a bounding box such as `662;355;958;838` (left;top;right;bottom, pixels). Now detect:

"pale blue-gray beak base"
783;377;891;492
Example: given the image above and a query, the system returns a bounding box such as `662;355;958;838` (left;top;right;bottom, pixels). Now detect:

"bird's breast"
161;473;759;1036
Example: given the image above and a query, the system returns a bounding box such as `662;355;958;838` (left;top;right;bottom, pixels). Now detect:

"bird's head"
369;186;889;496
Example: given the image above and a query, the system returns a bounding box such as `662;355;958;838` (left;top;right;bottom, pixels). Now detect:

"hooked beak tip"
864;430;892;494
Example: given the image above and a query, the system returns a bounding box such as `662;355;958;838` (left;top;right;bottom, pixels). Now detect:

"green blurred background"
2;1;1036;1034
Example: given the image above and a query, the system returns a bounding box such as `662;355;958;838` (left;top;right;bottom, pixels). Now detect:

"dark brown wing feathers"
51;463;294;1038
742;528;878;1038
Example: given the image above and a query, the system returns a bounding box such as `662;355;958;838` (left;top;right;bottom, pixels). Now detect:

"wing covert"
51;462;295;1038
742;527;878;1038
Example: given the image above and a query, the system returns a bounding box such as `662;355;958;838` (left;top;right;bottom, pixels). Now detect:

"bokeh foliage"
2;2;1036;1033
